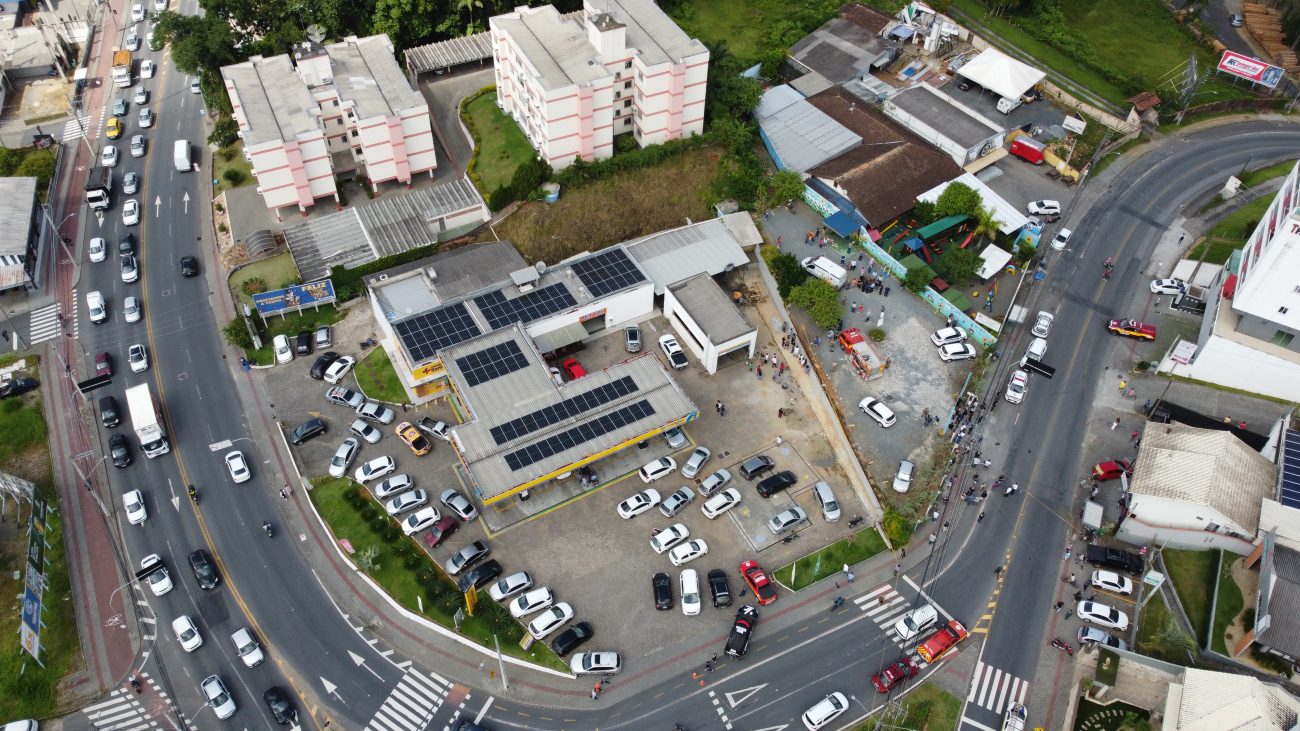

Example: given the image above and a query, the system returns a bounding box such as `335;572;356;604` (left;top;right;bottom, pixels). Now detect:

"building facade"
490;0;709;170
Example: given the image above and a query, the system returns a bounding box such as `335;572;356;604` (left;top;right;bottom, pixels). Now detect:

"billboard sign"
252;280;336;316
21;494;48;665
1217;51;1285;88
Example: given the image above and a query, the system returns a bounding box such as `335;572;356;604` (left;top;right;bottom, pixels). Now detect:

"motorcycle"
782;532;800;544
831;596;845;611
1050;638;1074;656
359;337;378;349
848;515;865;528
262;521;274;538
1005;483;1019;496
188;484;198;504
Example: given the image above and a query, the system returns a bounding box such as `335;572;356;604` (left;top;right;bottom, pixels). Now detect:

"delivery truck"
125;383;170;458
84;166;113;210
174;140;191;172
111;50;132;88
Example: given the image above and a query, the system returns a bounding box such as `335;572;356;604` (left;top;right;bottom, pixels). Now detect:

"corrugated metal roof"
669;274;753;344
1259;499;1300;551
916;172;1028;234
624;217;751;295
755;85;861;173
1256;545;1300;660
0;177;36;257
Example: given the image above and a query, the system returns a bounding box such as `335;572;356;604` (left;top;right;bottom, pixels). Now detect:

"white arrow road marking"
321;677;343;703
153;195;161;217
724;684;767;709
182;191;189;214
348;649;384;681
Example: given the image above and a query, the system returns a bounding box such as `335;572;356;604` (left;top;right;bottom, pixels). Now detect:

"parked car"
1106;319;1157;341
444;540;489;576
570;651;621;676
679;568;701;616
668;539;708;566
663;426;687;449
638;457;676;483
527;603;574;640
872;657;919;693
348;419;383;444
1005;370;1029;404
372;474;413;499
325;386;364;409
724;605;758;658
422;516;459;548
1032;311;1055;338
1026;199;1061;215
701;488;741;519
323;356;356;384
488;571;533;602
456;559;502;592
766;507;807;535
1089;569;1134;596
892;460;914;493
561;357;586;379
1050;228;1072;250
550;621;594;656
1092;458;1133;482
739;455;775;480
273;334;294;364
858;397;897;427
650;523;690;554
617;488;661;519
440;489;478;521
697;468;733;497
813;481;841;521
416;417;452;442
0;378;39;400
623;325;641;352
930;326;967;346
652;572;673;610
659;487;695;518
289;417;327;445
354;455;397;483
802;692;849;730
310;352;340;380
740;560;777;605
658;334;688;369
396;422;432;455
938;342;976;362
357;401;396;424
681;446;711;479
401;507;441;536
1150;278;1187;296
756;470;797;498
1078;626;1128;650
384;489;428;515
1077;601;1129;631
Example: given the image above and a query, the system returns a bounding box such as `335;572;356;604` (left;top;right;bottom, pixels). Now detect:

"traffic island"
771;529;887;591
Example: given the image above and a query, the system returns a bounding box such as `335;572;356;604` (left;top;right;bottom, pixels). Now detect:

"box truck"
84;167;113;210
174;140;191;172
125;383;170;458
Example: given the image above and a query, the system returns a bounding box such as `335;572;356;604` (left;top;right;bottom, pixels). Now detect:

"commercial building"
882;84;1006;168
489;0;709;169
0;177;42;292
222;34;437;216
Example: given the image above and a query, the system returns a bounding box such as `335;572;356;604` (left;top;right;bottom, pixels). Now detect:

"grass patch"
668;0;774;63
772;530;888;591
353;348;408;404
247;307;344;366
229;253;303;307
857;682;962;730
496;146;722;264
309;477;569;672
1239;160;1296;189
1191;196;1271;265
1162;549;1217;645
1091;136;1149;177
212;141;255;193
1211;554;1244;655
463;93;534;194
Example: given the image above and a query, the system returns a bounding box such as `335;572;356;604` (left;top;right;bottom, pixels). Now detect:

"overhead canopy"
917;172;1028;235
956;48;1046;101
976;244;1013;280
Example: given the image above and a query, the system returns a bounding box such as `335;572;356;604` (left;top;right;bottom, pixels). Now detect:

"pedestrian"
883;286;891;297
1073;590;1083;601
777;408;784;419
929;533;937;545
901;547;906;558
942;521;950;532
1131;430;1139;442
720;404;726;417
779;362;786;375
977;511;986;523
983;458;991;468
1068;572;1077;586
1238;420;1247;430
1178;233;1185;245
894;563;901;576
777;235;783;247
1055;601;1064;613
591;690;599;700
1112;417;1120;430
775;435;783;446
705;661;713;672
1118;379;1127;392
280;488;288;500
994;565;1003;576
757;365;763;378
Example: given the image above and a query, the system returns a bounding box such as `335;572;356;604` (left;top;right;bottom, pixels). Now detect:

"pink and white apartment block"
490;0;709;170
223;34;437;215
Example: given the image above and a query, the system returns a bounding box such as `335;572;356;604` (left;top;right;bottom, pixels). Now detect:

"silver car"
681;446;711;478
766;507;807;535
658;487;695;518
624;325;641;352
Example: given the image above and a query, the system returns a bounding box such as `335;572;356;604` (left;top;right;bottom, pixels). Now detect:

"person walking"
994;565;1003;576
1112;417;1121;430
777;408;784;419
928;533;937;545
977;511;986;523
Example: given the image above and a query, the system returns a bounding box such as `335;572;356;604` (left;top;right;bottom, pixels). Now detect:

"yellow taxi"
106;117;123;139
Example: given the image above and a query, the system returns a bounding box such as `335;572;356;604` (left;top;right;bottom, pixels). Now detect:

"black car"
756;470;797;498
739;455;775;480
653;571;673;610
99;395;121;428
0;377;39;399
708;569;732;608
724;605;758;658
188;549;220;590
263;686;298;725
109;433;132;468
180;256;199;277
457;559;503;592
289;417;327;445
309;352;340;380
118;232;136;257
549;620;593;656
295;330;313;355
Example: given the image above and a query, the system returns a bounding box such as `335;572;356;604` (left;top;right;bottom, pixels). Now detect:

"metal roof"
916;172;1028;235
0;177;36;257
222;53;320;147
405;27;514;75
624;214;753;295
668;273;753;344
789;17;895;84
755;85;861;173
885;84;1003;148
1169;667;1300;730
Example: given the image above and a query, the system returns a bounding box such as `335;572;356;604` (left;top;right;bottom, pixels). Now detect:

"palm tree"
970;205;1000;247
457;0;484;36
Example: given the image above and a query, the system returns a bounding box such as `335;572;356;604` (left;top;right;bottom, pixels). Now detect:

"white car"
527;602;574;639
325;386;364;409
569;651;621;675
140;59;155;78
120;254;138;283
87;290;107;323
803;692;848;730
697;468;732;497
858;397;897;427
1026;199;1061;216
638;457;676;483
88;237;107;262
418;419;452;442
892;460;914;493
1004;370;1028;404
1051;228;1072;250
357;401;396;424
133;87;148;105
129;134;145;158
128;343;148;373
440;489;478;521
650;523;690;554
617;488;661;519
892;604;938;641
700;488;741;519
767;507;807;535
190;77;201;93
1077;601;1130;631
668;539;708;567
1090;570;1135;596
372;474;413;499
681;446;711;479
658;333;689;369
123;296;141;323
130;3;144;21
401;507;441;535
930;326;967;346
231;627;264;668
224;450;251;483
172;615;202;652
138;107;153;128
100;145;119;167
488;571;533;601
201;675;236;720
348;419;382;444
273;334;293;364
140;554;172;596
355;456;396;483
1150;278;1187;296
123;171;140;193
123;489;147;525
680;568;701;616
322;355;356;383
938;342;976;362
384;489;428;515
125;29;141;51
1031;311;1055;338
328;438;359;478
509;587;555;617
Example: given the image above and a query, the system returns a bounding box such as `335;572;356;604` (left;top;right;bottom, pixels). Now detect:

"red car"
739;560;778;606
1092;458;1133;481
1106;319;1156;341
422;516;459;548
94;351;112;377
562;357;586;379
872;657;919;693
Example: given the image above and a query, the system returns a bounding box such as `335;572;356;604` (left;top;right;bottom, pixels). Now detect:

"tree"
707;117;754;152
937;247;981;283
911;199;937;227
1154;615;1198;662
969;205;1000;247
456;0;484;35
787;279;842;330
766;252;809;298
757;170;804;210
934;182;981;219
14;151;54;186
223;317;254;350
154;12;240;76
704;65;762;125
1013;240;1036;266
372;0;438;51
903;267;932;293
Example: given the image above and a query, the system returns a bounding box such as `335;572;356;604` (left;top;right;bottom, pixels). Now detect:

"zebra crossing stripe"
967;661;1029;714
364;670;446;731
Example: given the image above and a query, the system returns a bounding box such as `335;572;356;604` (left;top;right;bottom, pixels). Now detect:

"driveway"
420;67;495;179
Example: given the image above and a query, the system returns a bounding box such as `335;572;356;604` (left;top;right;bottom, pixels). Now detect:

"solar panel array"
570;248;647;297
474;284;577;330
455;341;530;388
490;376;639;445
394;303;482;362
504;399;656;471
1281;429;1300;509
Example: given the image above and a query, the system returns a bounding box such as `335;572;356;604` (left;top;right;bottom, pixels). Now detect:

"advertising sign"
252;279;337;316
1217;51;1285;88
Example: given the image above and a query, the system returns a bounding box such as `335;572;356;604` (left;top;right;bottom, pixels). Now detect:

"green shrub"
868;327;886;342
380;523;401;543
218;222;228;233
208;117;239;148
357;174;374;199
222;317;254;350
359;501;379;521
240;277;267;296
222;167;246;185
331;242;441;301
403;551;424;571
881;508;914;547
279;277;303;289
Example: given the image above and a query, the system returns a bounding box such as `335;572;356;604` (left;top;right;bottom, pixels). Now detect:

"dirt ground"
16;78;74;124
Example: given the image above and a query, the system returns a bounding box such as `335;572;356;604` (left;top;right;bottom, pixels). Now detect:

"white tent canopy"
956;48;1046;101
976;243;1013;280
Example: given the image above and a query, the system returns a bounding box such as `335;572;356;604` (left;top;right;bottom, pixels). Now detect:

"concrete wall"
1163;334;1300;403
1120;494;1255;555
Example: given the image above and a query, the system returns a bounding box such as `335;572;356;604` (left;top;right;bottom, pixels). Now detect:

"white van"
996;96;1023;114
800;256;848;289
173;140;191;172
1020;337;1047;367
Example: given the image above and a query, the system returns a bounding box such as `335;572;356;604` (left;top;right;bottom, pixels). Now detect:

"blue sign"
253;279;336;316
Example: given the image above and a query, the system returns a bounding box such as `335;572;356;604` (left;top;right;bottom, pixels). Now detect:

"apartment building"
490;0;709;170
222;34;437;215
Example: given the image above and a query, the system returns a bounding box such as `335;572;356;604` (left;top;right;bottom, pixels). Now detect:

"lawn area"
1190;196;1270;264
1240;160;1297;189
496;146;722;264
212;141;255;193
246;306;345;365
857;682;961;730
1136;590;1198;665
1211;555;1244;655
309;477;568;671
772;530;888;591
353;348;408;404
1162;549;1218;646
668;0;773;63
230;252;303;307
463;92;534;194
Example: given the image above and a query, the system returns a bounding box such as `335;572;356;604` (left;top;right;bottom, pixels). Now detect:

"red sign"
1217;51;1284;88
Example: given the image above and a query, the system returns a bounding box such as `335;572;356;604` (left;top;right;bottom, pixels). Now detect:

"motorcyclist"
188;484;198;501
262;521;273;536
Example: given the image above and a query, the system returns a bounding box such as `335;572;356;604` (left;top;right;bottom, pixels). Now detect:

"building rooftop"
841;3;893;34
624;213;755;294
222;53;320;147
446;326;696;502
668;274;753;343
1255;544;1300;660
789;16;895;84
886;84;1003;148
0;177;36;257
588;0;707;67
755;84;861;173
1233;210;1300;333
368;242;529;319
917;173;1029;235
1165;666;1300;731
326;35;425;118
492;5;610;92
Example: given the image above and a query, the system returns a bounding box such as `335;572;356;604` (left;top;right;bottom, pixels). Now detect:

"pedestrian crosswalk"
364;668;448;731
27;294;71;345
62;111;101;142
966;660;1029;715
81;672;167;730
855;584;919;650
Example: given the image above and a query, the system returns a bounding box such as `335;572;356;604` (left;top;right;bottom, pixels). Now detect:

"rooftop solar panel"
504;399;656;471
489;376;639;445
571;248;647;298
474;283;577;330
394;302;482;362
456;341;530;388
1281;430;1300;509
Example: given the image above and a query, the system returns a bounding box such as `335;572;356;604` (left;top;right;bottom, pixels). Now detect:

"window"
624;118;632;126
624;80;632;89
624;60;632;69
1281;306;1291;315
1271;330;1295;347
623;99;631;108
350;129;358;138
